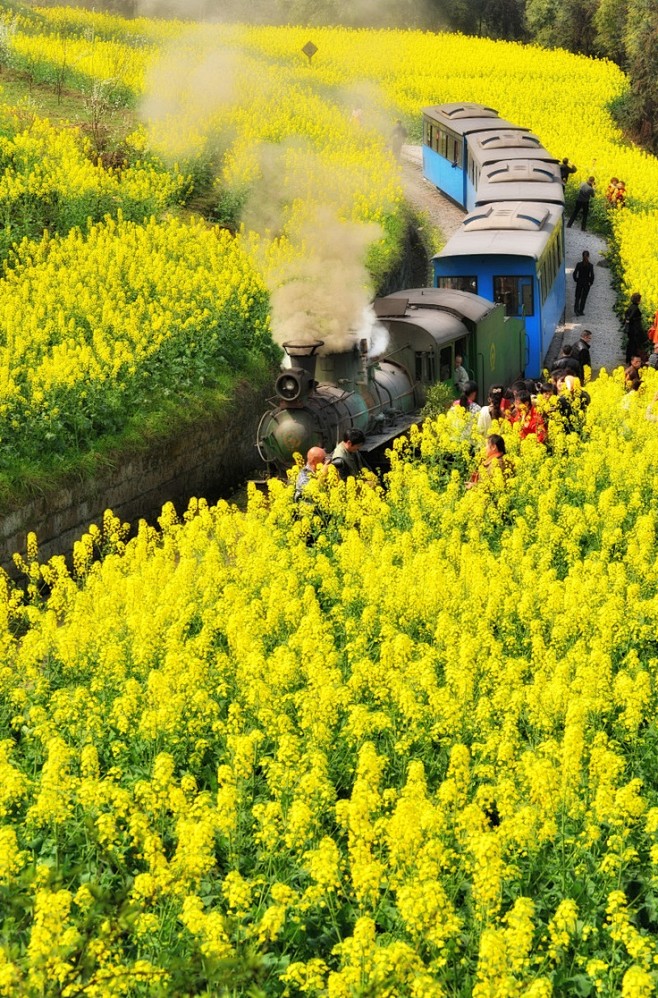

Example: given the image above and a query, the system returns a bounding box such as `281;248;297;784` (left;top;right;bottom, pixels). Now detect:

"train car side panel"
422;134;466;205
474;309;526;392
434;253;543;376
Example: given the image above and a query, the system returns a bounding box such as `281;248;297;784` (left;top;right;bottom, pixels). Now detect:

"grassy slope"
0;25;281;507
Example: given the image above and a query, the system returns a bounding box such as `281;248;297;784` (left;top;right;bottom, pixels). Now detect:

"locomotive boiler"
257;287;525;469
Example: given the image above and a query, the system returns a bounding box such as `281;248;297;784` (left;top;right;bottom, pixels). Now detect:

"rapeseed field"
2;373;658;994
0;9;657;996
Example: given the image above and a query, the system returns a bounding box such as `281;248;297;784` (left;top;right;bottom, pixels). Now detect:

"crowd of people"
451;368;590;447
293;361;595;504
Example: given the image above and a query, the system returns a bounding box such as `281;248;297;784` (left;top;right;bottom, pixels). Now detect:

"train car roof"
374;287;496;323
422;103;521;136
433;202;563;262
481;160;562;184
475;178;565;206
424;102;499;119
468;130;558;166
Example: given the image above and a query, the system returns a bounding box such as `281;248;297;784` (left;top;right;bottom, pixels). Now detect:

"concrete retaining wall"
1;377;273;573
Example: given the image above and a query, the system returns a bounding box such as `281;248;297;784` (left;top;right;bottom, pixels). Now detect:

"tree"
483;0;526;39
624;0;658;152
594;0;628;64
525;0;597;53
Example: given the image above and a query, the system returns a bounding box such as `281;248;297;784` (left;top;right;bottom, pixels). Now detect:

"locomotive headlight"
275;371;302;401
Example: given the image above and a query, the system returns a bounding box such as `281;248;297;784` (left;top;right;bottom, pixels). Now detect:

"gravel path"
400;145;625;375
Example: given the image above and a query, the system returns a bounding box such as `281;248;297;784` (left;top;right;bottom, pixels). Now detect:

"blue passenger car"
473;161;564;211
422;103;523;208
465;129;559;208
432;202;566;378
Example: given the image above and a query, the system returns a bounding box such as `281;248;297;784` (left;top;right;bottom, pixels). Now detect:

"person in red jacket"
648;309;658;345
511;389;547;444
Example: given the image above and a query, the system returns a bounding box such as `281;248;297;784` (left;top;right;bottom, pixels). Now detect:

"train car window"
544;250;553;298
437;276;478;293
494;276;534;316
542;260;552;304
439;128;447;157
439;347;452;382
423;119;431;147
415;351;436;382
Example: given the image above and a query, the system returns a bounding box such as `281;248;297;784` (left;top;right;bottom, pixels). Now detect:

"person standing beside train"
571;329;593;378
452;381;481;415
330;428;370;480
567;176;596;232
477;385;505;435
552;343;581;378
573;250;594;317
560;158;577;188
453;354;469;395
510;389;547;444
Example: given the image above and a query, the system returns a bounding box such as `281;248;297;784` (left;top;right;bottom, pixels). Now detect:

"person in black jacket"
573;251;594;316
567;177;596;231
571;330;592;376
624;293;645;363
552;343;581;377
560;158;576;187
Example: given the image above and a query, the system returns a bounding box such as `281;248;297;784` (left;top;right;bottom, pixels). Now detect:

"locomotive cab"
373;287;523;399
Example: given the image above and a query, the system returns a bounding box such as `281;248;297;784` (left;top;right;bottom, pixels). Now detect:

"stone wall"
1;376;274;574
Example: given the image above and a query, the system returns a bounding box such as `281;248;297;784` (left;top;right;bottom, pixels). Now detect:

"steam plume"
139;27;396;357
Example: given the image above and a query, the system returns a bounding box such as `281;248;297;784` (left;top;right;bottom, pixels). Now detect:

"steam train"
257;102;568;469
257;288;525;468
423;103;566;377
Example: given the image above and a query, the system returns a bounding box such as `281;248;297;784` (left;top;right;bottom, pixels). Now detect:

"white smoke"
358;308;390;358
139;27;398;357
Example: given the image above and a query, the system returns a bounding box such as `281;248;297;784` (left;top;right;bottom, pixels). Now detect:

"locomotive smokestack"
282;340;324;381
275;339;324;404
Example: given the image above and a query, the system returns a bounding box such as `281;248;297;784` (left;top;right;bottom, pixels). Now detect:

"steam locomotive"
257;287;525;468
